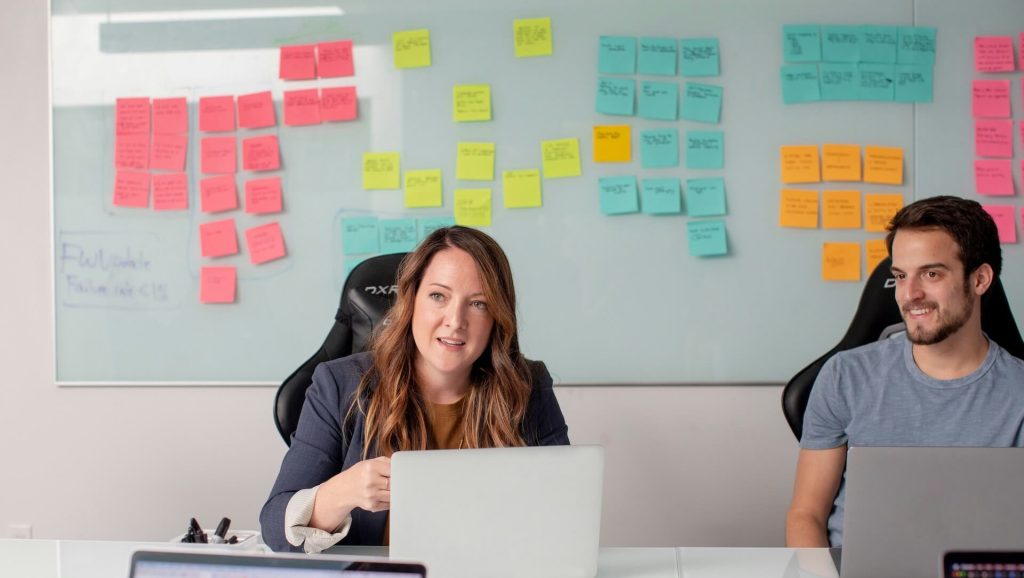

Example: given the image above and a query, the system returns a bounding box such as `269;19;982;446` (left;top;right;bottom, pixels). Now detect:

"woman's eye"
471;300;488;311
429;292;444;302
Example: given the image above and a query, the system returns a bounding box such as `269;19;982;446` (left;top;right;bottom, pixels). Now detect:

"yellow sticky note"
780;145;821;184
456;142;495;181
362;152;401;190
393;29;431;69
454;188;491;226
593;125;631;163
865;238;889;275
502;169;542;208
453;85;491;122
823;242;861;282
404;169;443;208
822;190;862;229
863;145;904;185
864;193;904;232
513;17;553;58
541;138;581;179
779;189;819;228
822;144;862;182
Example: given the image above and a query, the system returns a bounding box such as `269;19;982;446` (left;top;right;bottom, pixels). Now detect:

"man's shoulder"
828;335;905;369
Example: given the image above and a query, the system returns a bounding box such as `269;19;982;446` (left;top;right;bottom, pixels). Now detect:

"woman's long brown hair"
354;226;532;458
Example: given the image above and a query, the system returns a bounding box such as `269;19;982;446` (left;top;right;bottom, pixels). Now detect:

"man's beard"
903;281;974;345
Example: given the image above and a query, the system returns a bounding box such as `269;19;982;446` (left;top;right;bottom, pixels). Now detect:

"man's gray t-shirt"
800;335;1024;547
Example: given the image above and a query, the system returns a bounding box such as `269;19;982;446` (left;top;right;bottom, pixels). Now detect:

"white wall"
0;0;799;546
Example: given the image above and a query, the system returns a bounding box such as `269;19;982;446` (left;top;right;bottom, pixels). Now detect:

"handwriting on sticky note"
974;36;1015;73
641;178;682;215
393;29;431;69
780;64;821;104
115;134;149;171
321;86;358;122
404;169;443;208
681;82;722;124
638;37;677;75
199;95;235;133
541;138;581;178
456;142;496;181
380;219;418;253
200;267;236;304
342;216;379;255
363;152;401;189
972;80;1011;118
685;178;727;217
861;26;898;63
513;17;552;58
199;218;238;258
200;175;238;213
593;125;631;163
598;176;639;215
822;190;861;229
639;81;678;121
503;169;542;208
284;89;321;126
279;44;316;80
599;36;636;75
779;189;819;228
863;146;903;185
822;243;861;281
982;205;1017;244
780;146;820;183
201;137;237;175
596;77;635;116
245;176;282;214
152;173;188;211
975;120;1013;158
685;131;724;169
242;135;280;172
975;160;1014;196
865;239;888;274
640;129;679;168
864;193;904;232
318;40;354;78
113;171;150;208
150;133;187;172
245;222;287;265
152;97;187;134
783;25;821;62
454;188;492;227
116;97;150;135
453;85;491;122
238;91;276;129
821;144;861;181
687;220;728;257
680;38;720;76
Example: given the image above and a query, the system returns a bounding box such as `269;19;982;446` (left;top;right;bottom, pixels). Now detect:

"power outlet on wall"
7;524;32;539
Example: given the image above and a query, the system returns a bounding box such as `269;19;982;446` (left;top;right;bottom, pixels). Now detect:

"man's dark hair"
885;195;1002;279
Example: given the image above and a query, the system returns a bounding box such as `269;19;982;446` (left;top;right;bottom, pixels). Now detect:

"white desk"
0;540;839;578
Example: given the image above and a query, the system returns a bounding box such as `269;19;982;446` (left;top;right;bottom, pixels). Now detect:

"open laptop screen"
130;550;426;578
944;551;1024;578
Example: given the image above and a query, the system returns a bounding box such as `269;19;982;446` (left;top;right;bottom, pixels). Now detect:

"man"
786;195;1024;547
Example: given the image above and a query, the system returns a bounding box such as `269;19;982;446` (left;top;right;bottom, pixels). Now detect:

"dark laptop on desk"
130;550;426;578
840;447;1024;578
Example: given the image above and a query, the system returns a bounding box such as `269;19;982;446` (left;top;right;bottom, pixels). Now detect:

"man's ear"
971;263;994;296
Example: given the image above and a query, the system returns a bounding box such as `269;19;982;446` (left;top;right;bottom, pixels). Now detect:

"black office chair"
274;253;406;445
781;257;1024;441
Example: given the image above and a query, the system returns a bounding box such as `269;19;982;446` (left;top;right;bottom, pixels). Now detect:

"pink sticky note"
113;171;150;208
975;120;1014;158
283;89;321;126
115;133;149;170
972;80;1012;118
115;97;150;134
200;266;237;304
150;133;188;171
321;86;358;122
975;159;1015;196
279;44;317;80
245;222;287;265
152;97;188;134
242;135;281;171
199;95;236;132
201;136;237;174
974;36;1015;73
200;174;238;213
982;205;1017;244
237;91;276;129
152;173;189;211
199;218;239;258
245;177;283;214
318;40;354;78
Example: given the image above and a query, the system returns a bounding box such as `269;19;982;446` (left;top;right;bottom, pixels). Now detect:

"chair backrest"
274;253;406;445
781;257;1024;441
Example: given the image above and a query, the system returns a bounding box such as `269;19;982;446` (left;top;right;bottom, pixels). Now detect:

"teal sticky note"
343;255;370;281
858;63;895;101
598;36;636;74
687;220;728;257
780;64;821;104
821;25;860;63
638;81;678;120
685;131;723;170
417;216;455;240
820;63;858;101
859;26;898;63
641;178;682;214
596;77;635;116
681;82;723;124
638;37;678;76
379;218;418;254
680;38;720;76
894;64;933;103
598;176;639;215
640;129;679;168
897;27;936;65
783;25;821;62
685;178;727;217
342;216;379;255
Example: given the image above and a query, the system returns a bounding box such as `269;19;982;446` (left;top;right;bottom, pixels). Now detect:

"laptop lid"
130;549;426;578
842;447;1024;578
944;551;1024;578
389;445;604;578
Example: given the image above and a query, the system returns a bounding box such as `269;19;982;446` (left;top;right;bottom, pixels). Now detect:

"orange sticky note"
237;91;276;129
152;97;187;134
779;189;819;228
822;190;861;229
242;135;280;172
201;136;237;174
200;266;236;304
864;193;904;232
863;146;903;185
593;125;631;162
780;145;821;184
823;242;861;282
152;173;189;211
199;218;238;258
279;44;317;80
198;95;236;133
115;133;149;170
245;222;287;265
115;97;150;135
318;40;355;78
865;238;889;274
113;171;150;208
321;86;358;122
245;177;283;214
199;175;238;213
821;144;861;181
150;133;187;172
284;89;321;126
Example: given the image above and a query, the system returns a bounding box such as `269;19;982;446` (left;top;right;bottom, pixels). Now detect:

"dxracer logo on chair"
364;284;398;296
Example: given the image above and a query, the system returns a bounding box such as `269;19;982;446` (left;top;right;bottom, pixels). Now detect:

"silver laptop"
841;447;1024;578
389;445;604;578
130;549;426;578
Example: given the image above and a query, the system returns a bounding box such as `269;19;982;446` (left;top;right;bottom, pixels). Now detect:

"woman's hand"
309;456;391;532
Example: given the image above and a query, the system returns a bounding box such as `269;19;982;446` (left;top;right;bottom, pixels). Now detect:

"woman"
260;226;570;552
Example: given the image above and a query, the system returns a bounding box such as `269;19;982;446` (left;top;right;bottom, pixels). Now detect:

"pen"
210;517;231;544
